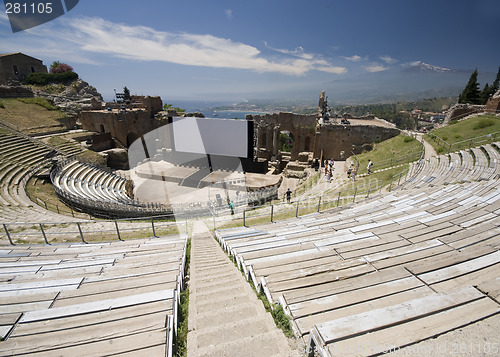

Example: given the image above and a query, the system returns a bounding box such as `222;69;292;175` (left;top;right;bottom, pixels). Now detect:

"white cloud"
364;64;388;72
380;55;397;64
342;55;363;62
0;16;347;76
225;9;233;20
60;18;347;76
264;42;347;74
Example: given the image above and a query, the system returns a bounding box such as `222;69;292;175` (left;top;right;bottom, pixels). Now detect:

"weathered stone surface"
444;103;486;124
486;90;500;113
0;85;33;98
103;148;129;170
253;112;399;161
39;79;103;119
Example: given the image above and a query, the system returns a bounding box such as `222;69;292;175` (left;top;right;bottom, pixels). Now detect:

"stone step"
195;292;254;314
194;302;262;330
195;314;276;348
188;228;299;357
188;329;297;357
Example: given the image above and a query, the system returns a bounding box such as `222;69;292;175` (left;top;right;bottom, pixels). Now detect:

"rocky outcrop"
486;90;500;113
40;79;103;118
444;103;485;124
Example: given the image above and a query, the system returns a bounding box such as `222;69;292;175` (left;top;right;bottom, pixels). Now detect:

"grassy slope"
425;114;500;153
0;98;66;134
354;134;422;175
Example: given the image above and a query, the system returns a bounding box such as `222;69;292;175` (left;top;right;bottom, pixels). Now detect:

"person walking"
367;159;373;174
286;188;292;203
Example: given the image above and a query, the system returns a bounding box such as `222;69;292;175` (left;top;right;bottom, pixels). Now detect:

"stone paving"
187;221;300;357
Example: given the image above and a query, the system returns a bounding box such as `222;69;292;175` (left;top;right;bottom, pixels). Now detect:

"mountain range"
322;61;493;104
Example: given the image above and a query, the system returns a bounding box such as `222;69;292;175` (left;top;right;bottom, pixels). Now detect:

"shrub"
473;118;495;130
271;304;294;338
25;71;78;85
0;100;4;109
50;61;73;74
403;136;415;143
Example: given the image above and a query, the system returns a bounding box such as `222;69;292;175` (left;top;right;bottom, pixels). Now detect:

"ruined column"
272;125;280;157
256;123;265;150
266;124;273;152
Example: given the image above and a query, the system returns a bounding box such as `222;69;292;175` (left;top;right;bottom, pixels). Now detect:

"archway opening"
126;132;140;148
279;131;294;153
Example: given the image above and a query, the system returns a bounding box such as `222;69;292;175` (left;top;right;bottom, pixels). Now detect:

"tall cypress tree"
480;83;491;104
491;67;500;94
458;69;481;104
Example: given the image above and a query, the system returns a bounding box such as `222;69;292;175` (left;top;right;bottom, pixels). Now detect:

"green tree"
123;86;131;100
458;69;481;104
491;67;500;94
480;83;491;104
163;103;185;113
279;132;293;152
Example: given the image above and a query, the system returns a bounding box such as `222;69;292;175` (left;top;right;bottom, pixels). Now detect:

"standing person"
367;159;373;174
351;167;357;181
286;188;292;203
229;201;234;215
347;165;352;179
326;169;331;183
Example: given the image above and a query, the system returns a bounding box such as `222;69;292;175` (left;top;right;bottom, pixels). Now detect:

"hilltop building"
0;52;48;85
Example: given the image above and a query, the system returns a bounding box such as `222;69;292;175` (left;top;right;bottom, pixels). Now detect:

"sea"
167;99;268;119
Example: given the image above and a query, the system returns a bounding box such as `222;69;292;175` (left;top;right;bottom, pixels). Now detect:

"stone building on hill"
0;52;48;85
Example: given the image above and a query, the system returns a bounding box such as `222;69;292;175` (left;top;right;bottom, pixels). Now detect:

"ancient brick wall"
80;109;160;147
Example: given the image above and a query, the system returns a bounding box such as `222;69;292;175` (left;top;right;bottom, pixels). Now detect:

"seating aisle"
187;221;298;357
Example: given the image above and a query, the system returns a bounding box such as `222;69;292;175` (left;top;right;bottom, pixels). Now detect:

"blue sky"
1;0;499;102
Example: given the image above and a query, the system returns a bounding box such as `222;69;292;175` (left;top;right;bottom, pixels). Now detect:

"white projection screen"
171;117;252;158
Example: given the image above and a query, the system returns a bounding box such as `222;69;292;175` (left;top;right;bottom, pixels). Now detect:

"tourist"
351;168;357;181
326;169;331;182
367;159;373;174
229;201;234;215
286;188;292;203
347;165;352;178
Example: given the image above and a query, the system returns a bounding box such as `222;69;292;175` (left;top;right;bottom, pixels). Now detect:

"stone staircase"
187;222;300;357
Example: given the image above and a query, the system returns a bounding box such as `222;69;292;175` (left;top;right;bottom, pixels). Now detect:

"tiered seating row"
405;143;500;190
0;234;188;356
53;160;133;205
216;146;500;355
0;132;83;223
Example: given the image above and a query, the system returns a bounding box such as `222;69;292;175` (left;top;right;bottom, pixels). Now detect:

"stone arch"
126;132;140;148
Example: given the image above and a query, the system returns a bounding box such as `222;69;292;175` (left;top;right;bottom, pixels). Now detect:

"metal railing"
427;130;500;154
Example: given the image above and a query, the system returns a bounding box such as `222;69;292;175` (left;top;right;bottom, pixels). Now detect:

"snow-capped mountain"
404;61;453;73
321;61;486;104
